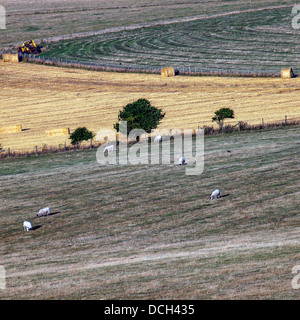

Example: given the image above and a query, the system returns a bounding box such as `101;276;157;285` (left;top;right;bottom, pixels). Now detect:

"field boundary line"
1;117;300;159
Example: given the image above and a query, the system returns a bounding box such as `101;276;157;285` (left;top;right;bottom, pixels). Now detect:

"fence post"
261;118;264;129
238;121;240;131
285;115;287;125
90;138;93;149
35;145;38;155
7;148;10;158
64;142;67;151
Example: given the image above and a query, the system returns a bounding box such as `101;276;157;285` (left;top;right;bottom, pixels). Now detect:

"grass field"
1;0;293;47
1;1;299;300
0;62;300;152
2;1;298;73
0;126;299;299
39;5;300;72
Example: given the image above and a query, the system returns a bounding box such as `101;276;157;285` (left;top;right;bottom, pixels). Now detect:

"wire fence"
1;115;299;159
19;54;282;78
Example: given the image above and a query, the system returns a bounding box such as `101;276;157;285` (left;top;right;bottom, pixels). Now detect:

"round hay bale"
281;68;294;79
2;53;19;63
2;53;11;62
161;66;175;77
9;53;19;63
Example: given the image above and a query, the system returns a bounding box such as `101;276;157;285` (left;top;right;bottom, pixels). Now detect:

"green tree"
212;108;235;130
114;99;165;135
69;127;95;146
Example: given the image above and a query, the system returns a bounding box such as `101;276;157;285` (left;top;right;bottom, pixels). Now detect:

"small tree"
212;108;235;130
70;127;95;147
114;99;165;136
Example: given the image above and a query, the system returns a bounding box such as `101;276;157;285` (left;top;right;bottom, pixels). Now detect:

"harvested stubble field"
0;63;300;152
0;126;299;299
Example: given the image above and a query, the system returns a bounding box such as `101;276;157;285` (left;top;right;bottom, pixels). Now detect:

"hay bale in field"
0;125;22;134
2;53;19;63
2;53;11;62
281;68;294;79
161;66;175;77
46;127;70;137
9;53;19;63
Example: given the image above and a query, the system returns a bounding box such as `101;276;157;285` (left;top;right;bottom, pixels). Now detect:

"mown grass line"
39;7;299;73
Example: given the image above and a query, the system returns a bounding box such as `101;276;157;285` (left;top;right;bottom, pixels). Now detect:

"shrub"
70;127;95;146
203;125;215;135
224;124;235;133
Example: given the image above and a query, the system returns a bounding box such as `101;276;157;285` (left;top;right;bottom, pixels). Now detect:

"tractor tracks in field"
41;4;294;44
7;229;299;279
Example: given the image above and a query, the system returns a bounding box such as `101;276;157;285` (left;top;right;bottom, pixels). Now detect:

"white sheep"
154;135;162;142
103;145;114;153
23;221;32;232
210;189;220;200
178;156;186;165
37;207;50;217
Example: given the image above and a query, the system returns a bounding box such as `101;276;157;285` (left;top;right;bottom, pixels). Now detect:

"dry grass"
0;63;300;152
0;126;299;299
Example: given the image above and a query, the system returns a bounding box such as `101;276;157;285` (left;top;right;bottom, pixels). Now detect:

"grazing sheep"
23;221;32;231
104;145;114;153
37;207;50;217
210;189;220;200
178;156;186;165
154;135;162;142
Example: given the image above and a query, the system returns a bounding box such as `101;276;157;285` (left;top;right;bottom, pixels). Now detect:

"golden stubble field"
1;62;300;151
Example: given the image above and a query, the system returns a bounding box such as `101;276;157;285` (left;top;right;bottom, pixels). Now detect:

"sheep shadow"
48;211;61;216
32;225;42;231
220;193;230;198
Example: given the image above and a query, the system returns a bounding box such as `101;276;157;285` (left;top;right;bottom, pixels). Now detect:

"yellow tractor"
18;40;41;54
